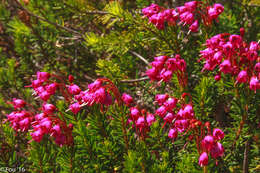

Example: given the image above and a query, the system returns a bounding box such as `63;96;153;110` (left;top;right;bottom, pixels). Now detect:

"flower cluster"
6;72;76;146
122;93;156;138
68;79;115;114
7;100;32;132
199;31;260;92
146;54;187;86
153;92;225;166
30;107;73;147
199;128;225;167
142;1;224;32
154;93;195;140
6;72;122;146
26;72;57;101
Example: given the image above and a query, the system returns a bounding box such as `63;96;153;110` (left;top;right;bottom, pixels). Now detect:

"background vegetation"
0;0;259;172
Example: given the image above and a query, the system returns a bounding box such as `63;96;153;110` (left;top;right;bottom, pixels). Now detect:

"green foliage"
0;0;259;172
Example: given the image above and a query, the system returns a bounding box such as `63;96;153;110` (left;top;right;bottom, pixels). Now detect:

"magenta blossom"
220;60;232;74
146;113;156;126
213;128;225;140
249;76;260;92
45;83;58;95
69;102;81;114
155;94;169;105
202;135;214;151
168;128;178;139
12;98;26;109
68;84;81;95
37;72;50;82
199;152;208;167
42;103;56;115
122;93;133;106
130;107;140;120
210;142;224;159
30;129;45;142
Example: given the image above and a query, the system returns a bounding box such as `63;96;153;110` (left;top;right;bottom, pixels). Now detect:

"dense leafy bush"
0;0;259;172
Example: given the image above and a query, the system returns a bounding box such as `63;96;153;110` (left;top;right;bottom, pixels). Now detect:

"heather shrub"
0;0;259;172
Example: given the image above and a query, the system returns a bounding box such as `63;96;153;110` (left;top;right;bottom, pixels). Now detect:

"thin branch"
84;11;110;15
120;77;149;83
129;50;150;65
243;140;250;173
13;0;82;36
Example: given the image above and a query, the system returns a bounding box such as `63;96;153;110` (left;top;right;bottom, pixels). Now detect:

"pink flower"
94;87;106;103
213;128;225;141
164;98;177;111
51;124;61;137
149;13;165;30
68;84;81;95
183;104;194;119
74;93;83;102
39;117;52;133
202;135;214;151
122;93;133;106
142;4;160;18
214;4;224;15
35;113;46;121
161;70;173;82
30;129;44;142
45;83;58;95
162;9;177;23
154;55;168;62
19;117;30;132
177;59;187;72
156;106;167;118
210;142;224;159
31;79;43;88
175;119;189;133
220;60;233;74
199;152;208;167
34;86;45;95
12;98;26;109
146;67;159;81
88;80;102;92
69;102;81;114
150;60;164;70
155;94;169;105
42;103;56;115
249;76;260;93
213;51;223;64
146;113;155;126
179;12;194;25
214;74;221;81
39;91;51;101
168;128;178;139
82;92;95;106
130;107;140;120
136;116;145;128
249;41;259;51
208;3;224;20
236;70;248;83
189;20;199;32
177;6;187;14
164;112;174;123
229;35;242;48
166;58;177;71
37;72;50;82
184;1;197;11
254;63;260;72
247;51;258;61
